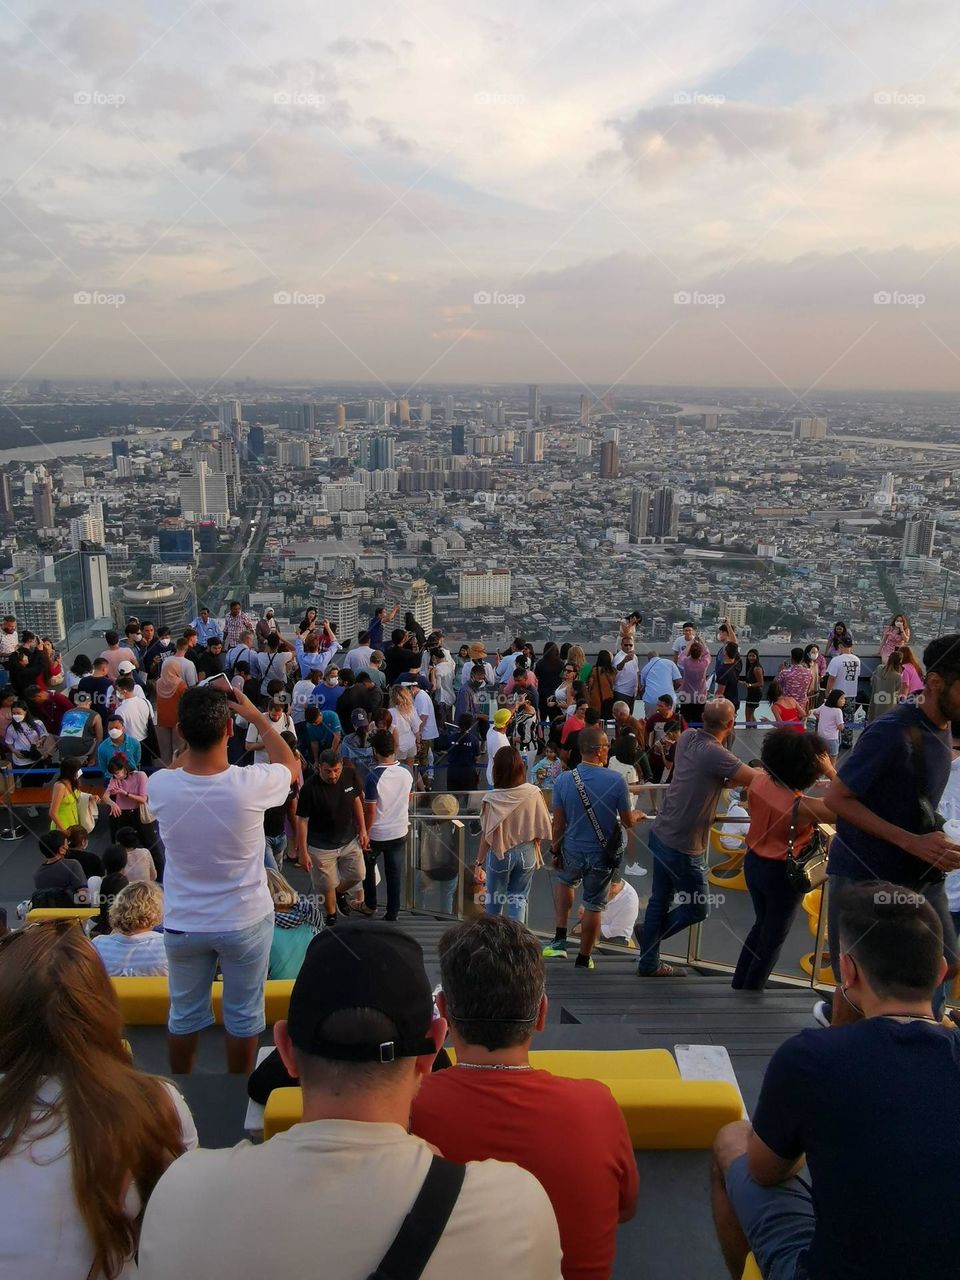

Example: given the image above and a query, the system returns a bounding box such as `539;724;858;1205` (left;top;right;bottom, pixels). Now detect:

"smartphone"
197;672;237;700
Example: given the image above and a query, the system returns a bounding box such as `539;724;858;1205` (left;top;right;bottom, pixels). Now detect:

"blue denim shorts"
164;913;274;1037
554;846;614;912
725;1154;814;1280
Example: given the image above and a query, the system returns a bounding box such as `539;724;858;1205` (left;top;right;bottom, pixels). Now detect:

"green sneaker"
542;942;568;959
574;956;596;971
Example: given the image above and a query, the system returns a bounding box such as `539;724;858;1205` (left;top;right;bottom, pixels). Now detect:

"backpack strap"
367;1155;466;1280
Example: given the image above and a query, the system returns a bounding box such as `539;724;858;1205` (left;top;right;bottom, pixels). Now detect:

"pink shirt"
901;665;924;697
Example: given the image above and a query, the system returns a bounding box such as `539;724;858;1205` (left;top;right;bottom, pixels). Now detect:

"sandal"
638;962;685;977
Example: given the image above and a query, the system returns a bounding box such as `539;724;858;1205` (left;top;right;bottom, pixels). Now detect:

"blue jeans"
364;836;406;917
636;829;709;973
724;1154;814;1280
264;832;286;869
732;851;803;990
164;913;273;1037
484;842;537;922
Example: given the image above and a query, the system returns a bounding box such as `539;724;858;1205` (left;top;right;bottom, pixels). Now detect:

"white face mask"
133;634;142;643
109;727;123;739
11;713;25;723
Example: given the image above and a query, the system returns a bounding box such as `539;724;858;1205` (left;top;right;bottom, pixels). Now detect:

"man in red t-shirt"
411;916;638;1280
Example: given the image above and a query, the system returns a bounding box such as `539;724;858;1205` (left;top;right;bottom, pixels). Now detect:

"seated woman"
90;844;128;938
31;829;87;909
91;881;167;977
266;868;324;979
766;680;805;729
0;921;196;1278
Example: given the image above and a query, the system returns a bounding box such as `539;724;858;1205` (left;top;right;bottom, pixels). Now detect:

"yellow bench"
26;907;99;922
742;1253;763;1279
263;1049;743;1147
111;977;295;1026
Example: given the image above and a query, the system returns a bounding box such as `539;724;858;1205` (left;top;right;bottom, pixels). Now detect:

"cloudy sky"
3;0;960;393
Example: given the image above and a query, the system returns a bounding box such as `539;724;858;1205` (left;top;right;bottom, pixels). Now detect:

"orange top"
746;770;812;860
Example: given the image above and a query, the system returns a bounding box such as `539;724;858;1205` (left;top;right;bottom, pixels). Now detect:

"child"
91;843;128;937
528;741;561;798
814;689;845;758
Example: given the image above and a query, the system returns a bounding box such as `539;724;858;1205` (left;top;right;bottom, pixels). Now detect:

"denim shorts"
725;1154;814;1280
554;846;614;912
164;913;273;1037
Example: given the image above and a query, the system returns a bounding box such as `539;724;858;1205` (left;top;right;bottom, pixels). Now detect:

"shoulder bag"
367;1155;466;1280
784;795;828;892
76;789;100;834
571;767;623;870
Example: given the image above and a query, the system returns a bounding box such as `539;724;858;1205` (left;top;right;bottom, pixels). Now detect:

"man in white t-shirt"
671;622;709;659
137;924;561;1280
342;630;375;672
638;651;683;719
291;667;323;725
147;683;297;1075
413;685;439;787
495;639;524;686
719;790;749;851
612;640;640;704
361;730;414;921
825;638;861;724
485;707;512;787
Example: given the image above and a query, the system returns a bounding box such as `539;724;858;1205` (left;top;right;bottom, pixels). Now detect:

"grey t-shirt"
652;729;741;854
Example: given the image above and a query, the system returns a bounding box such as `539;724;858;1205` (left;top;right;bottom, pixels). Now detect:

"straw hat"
469;642;487;660
431;793;460;817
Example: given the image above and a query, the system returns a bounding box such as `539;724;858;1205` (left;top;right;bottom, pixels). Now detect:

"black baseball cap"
286;923;436;1063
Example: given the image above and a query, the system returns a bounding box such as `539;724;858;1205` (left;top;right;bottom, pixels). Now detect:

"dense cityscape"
1;381;957;650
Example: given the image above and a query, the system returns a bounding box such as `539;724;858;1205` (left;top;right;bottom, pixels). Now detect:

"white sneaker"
623;864;648;876
812;999;832;1028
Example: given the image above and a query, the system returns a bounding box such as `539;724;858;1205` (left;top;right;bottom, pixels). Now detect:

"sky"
3;0;960;394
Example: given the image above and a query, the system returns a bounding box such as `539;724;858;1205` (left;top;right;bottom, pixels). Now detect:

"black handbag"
784;796;828;892
570;767;623;870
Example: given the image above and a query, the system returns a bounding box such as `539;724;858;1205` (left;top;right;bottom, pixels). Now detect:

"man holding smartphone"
147;683;297;1076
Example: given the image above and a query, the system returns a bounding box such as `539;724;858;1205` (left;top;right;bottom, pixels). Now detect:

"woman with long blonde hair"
0;921;196;1278
388;683;421;777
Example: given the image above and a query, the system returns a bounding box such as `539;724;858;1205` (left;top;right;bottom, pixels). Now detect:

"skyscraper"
247;425;266;459
362;435;395;471
579;395;591;427
409;578;434;633
901;515;936;563
528;384;541;423
111;440;130;467
650;486;678;538
629;488;650;543
0;469;12;524
116;455;133;479
398;398;411;425
179;461;230;526
69;503;105;550
79;544;110;621
322;577;359;645
336;403;346;429
301;402;316;432
420;401;431;424
32;478;54;530
451;423;466;456
445;394;455;418
599;431;619;479
793;416;828;441
523;430;543;463
459;568;511;609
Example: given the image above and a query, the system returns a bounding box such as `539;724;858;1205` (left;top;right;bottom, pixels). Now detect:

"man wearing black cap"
138;924;562;1280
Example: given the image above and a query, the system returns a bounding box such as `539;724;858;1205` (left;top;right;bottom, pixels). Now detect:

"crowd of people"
1;601;959;1278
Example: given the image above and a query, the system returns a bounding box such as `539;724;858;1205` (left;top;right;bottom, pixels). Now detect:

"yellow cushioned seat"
445;1047;679;1081
263;1067;742;1148
742;1252;763;1279
112;977;295;1027
26;907;99;921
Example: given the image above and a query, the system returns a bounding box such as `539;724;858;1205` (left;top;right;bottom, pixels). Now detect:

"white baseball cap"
117;660;137;674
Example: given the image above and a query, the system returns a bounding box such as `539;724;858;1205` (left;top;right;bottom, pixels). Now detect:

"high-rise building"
301;402;316;432
902;515;936;563
451;423;466;456
336;403;346;429
116;580;190;634
116;455;133;479
79;544;110;621
575;438;592;459
219;400;242;432
0;469;13;524
322;578;359;645
409;578;434;633
247;425;266;459
702;412;719;431
599;433;619;479
445;394;455;418
420;401;431;424
579;395;591;427
650;486;678;538
17;592;66;642
528;384;541;423
793;416;827;441
69;502;105;550
158;528;197;564
523;430;543;463
32;479;54;530
722;600;748;630
366;435;395;471
459;568;511;609
398;398;411;425
111;440;130;467
179;461;230;527
276;441;311;468
629;488;650;543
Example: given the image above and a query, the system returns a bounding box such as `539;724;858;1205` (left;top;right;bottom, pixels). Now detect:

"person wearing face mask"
141;627;174;682
803;643;826;710
97;716;141;774
48;760;85;835
4;699;51;781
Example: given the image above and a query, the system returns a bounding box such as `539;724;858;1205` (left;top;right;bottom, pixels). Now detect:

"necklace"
879;1012;940;1024
454;1062;534;1072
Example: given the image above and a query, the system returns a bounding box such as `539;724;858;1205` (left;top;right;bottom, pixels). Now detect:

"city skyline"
3;3;960;389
